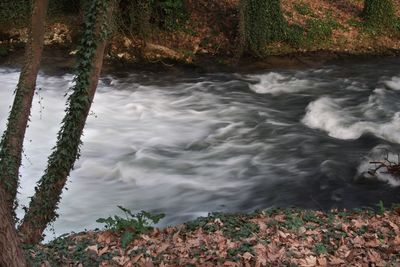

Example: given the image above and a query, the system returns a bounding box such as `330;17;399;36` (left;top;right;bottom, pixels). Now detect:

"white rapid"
0;58;400;238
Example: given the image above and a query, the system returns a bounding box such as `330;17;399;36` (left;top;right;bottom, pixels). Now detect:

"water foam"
384;76;400;91
302;94;400;144
248;72;310;95
357;145;400;187
1;61;400;237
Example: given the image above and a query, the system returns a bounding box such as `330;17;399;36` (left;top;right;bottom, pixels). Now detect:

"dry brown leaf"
329;256;345;265
242;252;254;261
352;236;364;248
85;245;98;254
131;254;142;263
223;261;240;266
97;231;113;244
387;221;399;233
144;260;155;267
317;256;327;266
98;246;109;256
112;256;130;266
299;255;317;267
156;243;170;254
367;249;381;263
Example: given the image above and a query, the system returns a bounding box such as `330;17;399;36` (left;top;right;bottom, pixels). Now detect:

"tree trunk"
362;0;395;29
239;0;286;56
0;187;27;267
0;0;49;212
18;0;115;245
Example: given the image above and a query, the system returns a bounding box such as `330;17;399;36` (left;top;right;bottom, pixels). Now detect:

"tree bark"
362;0;395;28
0;187;27;267
0;0;48;265
18;0;115;245
239;0;286;56
0;0;49;212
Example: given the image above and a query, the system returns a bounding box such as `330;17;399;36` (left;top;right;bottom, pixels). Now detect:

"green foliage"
286;16;339;47
294;2;312;16
96;206;164;248
227;243;254;262
313;243;328;255
347;18;364;29
306;16;338;43
185;213;259;240
377;200;386;214
303;211;322;224
362;0;396;30
20;0;114;242
116;0;187;38
0;0;81;28
283;210;304;230
394;18;400;34
0;47;8;57
25;235;115;267
0;0;30;29
240;0;286;56
285;24;306;47
150;0;187;30
48;0;81;15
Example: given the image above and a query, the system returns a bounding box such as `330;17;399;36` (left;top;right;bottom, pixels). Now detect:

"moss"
240;0;287;56
362;0;396;30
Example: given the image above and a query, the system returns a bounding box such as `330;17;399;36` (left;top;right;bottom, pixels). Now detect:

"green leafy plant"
283;210;304;230
305;16;338;43
185;212;259;240
227;242;254;262
294;2;312;16
286;24;306;47
377;200;386;215
150;0;188;30
25;235;115;267
0;0;30;28
240;0;287;56
96;206;164;248
313;243;328;255
362;0;396;30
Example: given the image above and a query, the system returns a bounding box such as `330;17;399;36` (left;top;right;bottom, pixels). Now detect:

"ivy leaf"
121;231;134;249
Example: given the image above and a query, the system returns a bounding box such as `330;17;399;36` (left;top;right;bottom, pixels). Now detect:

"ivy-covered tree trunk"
18;0;115;245
239;0;286;56
0;0;48;212
362;0;395;29
0;187;27;267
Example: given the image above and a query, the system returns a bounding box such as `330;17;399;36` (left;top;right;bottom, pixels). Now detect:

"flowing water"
1;58;400;237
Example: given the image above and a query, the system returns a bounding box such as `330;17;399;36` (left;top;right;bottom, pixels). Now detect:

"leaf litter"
26;207;400;266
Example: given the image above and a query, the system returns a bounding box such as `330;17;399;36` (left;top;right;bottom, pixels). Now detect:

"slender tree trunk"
0;187;27;267
0;0;48;265
18;0;115;245
0;0;49;212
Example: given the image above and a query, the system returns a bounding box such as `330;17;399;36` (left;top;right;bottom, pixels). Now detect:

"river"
1;58;400;238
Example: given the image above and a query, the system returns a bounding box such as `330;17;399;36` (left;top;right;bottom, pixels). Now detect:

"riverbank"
0;0;399;71
1;45;400;76
26;207;400;266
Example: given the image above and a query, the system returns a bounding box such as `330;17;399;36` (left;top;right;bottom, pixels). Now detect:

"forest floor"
26;207;400;267
0;0;400;69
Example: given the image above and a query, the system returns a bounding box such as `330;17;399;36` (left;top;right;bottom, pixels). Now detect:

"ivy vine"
239;0;286;56
21;0;113;235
